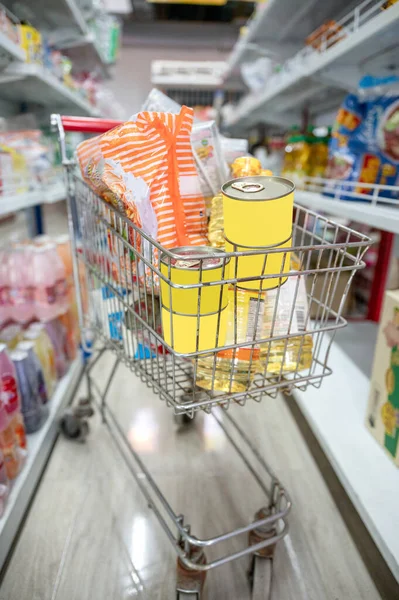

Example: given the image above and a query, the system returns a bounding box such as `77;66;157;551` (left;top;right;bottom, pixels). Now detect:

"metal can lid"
222;175;294;202
17;341;34;351
161;246;229;270
0;343;7;353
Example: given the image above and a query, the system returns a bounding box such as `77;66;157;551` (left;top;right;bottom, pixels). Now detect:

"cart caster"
248;508;277;559
60;410;90;442
248;555;273;600
60;397;94;442
176;546;206;600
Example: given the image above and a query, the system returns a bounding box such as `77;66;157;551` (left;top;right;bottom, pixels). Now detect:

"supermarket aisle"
0;352;382;600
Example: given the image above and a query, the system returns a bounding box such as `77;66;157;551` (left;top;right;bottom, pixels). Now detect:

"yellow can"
222;176;294;247
225;237;291;290
161;305;228;354
160;247;229;315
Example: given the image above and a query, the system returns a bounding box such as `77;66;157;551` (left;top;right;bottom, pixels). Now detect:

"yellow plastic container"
225;237;291;290
161;306;228;354
160;247;229;315
222;176;294;247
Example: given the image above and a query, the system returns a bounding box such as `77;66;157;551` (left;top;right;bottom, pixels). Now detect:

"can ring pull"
231;181;265;193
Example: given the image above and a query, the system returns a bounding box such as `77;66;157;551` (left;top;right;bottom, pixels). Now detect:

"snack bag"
325;76;399;200
77;107;208;286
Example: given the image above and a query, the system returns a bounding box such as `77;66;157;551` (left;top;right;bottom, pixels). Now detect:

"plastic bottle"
0;449;10;517
16;341;48;406
23;328;56;397
10;350;47;434
40;319;68;378
0;400;20;480
8;246;35;324
0;343;26;449
32;243;69;321
0;324;23;350
0;249;10;328
196;287;264;393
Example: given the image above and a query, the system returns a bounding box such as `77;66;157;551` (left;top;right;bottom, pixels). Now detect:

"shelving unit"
295;178;399;235
224;0;399;130
224;0;358;79
0;356;84;572
0;62;99;117
294;325;399;583
0;180;67;218
2;0;110;76
0;30;25;64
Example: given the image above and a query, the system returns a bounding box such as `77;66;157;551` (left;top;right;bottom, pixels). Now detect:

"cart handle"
60;115;123;133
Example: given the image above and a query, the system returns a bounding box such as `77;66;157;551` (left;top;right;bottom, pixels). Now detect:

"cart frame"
52;114;371;598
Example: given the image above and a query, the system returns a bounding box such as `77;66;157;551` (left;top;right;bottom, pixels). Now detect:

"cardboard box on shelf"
366;289;399;467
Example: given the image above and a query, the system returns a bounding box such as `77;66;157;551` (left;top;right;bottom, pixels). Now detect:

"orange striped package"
77;106;208;287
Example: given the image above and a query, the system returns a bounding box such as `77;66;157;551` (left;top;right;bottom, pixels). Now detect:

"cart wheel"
174;412;196;427
249;556;273;600
60;410;90;442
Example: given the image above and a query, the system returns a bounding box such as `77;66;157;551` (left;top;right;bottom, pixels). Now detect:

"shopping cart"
52;114;371;599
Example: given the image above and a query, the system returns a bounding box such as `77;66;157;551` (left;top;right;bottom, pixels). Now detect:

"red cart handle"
61;116;123;133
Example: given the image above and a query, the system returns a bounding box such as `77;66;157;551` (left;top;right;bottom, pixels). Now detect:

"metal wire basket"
66;172;370;416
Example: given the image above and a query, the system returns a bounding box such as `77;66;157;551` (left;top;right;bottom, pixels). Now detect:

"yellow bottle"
24;327;57;396
259;281;313;375
207;193;225;248
195;287;265;393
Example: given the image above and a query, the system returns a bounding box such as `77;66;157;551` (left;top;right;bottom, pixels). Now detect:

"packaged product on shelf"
10;350;48;434
0;324;23;349
18;23;43;64
325;76;399;201
366;289;399;467
77;107;208;287
305;20;345;51
0;448;9;517
0;343;26;450
0;7;18;45
0;399;20;480
17;341;48;406
282;133;311;188
23;328;57;397
309;130;330;178
0;144;29;195
263;137;285;175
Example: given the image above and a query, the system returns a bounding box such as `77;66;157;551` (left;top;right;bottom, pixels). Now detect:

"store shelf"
224;0;399;129
295;189;399;235
3;0;110;76
225;0;358;78
0;62;99;116
0;31;25;64
0;356;83;571
294;326;399;583
0;181;67;217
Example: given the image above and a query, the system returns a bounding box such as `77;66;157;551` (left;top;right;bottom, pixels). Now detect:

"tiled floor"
0;350;382;600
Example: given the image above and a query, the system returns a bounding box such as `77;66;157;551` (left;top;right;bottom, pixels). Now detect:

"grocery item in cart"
231;156;262;178
76;106;208;253
260;275;313;374
325;77;399;200
160;247;229;315
191;120;228;198
222;176;294;248
196;286;265;393
225;237;291;291
0;344;26;450
220;136;249;167
11;350;48;434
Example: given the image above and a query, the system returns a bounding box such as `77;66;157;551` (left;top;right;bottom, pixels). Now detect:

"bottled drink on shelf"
37;319;68;379
0;249;10;328
0;399;21;480
10;350;48;434
0;324;23;350
24;327;57;397
7;246;35;324
0;448;9;517
0;343;26;450
196;287;264;393
16;341;48;405
31;243;69;321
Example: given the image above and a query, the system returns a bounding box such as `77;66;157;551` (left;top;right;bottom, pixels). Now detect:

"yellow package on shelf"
18;24;42;64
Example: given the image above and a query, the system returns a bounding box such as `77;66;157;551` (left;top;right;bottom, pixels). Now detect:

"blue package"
324;76;399;201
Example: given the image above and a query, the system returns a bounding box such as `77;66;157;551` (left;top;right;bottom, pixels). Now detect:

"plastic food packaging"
325;76;399;201
77;107;208;288
231;156;262;178
220;136;249;167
